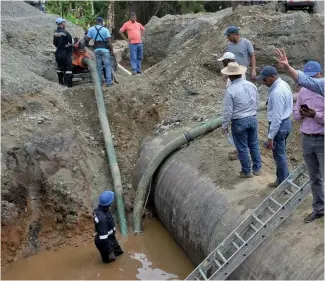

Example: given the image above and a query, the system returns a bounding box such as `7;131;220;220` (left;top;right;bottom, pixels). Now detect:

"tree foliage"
45;1;241;33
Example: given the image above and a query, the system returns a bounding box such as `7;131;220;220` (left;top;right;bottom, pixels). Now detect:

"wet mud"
2;219;194;280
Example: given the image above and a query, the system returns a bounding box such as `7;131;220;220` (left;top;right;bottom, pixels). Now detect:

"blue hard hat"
98;191;115;207
256;65;278;81
56;17;66;25
303;61;322;77
96;17;104;23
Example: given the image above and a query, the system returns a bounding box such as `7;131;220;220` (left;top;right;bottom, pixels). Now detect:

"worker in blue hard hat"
53;17;73;87
93;191;124;263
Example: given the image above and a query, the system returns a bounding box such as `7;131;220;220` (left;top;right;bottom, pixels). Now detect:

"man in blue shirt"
275;48;324;96
221;62;262;178
86;17;114;87
256;66;293;187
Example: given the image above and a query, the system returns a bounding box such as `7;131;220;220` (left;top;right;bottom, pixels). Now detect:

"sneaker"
132;71;137;75
304;212;324;223
253;171;261;176
239;172;253;178
137;71;142;74
268;181;279;188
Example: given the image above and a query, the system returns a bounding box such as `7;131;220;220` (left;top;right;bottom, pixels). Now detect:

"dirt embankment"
1;1;166;267
1;1;324;268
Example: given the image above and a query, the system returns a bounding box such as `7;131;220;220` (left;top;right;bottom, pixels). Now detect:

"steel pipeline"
132;96;297;234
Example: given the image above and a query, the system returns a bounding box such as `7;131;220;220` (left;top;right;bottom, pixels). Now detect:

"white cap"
213;52;235;61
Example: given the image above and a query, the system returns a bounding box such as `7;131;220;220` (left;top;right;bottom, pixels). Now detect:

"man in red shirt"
119;12;145;75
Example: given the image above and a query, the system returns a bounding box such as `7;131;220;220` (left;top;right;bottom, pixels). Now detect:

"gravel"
1;1;84;97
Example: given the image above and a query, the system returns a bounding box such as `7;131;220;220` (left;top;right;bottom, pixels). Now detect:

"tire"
277;2;287;13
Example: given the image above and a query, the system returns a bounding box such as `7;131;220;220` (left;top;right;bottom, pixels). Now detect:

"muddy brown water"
2;219;194;280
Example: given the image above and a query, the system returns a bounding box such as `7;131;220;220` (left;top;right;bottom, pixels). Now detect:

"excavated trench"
1;53;194;280
2;2;324;279
2;58;324;280
133;112;324;280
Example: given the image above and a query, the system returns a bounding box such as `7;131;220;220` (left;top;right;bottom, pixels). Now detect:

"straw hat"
221;62;247;75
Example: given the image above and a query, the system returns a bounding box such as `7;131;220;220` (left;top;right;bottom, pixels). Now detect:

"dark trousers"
94;236;124;263
302;134;324;215
55;50;73;87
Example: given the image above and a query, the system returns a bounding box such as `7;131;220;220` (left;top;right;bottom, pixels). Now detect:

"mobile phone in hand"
300;104;309;110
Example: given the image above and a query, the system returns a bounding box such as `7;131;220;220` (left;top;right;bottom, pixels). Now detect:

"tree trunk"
107;1;115;34
90;0;94;16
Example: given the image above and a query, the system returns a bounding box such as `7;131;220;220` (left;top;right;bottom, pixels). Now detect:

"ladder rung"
284;189;294;197
232;241;240;250
185;164;310;281
250;223;258;232
198;269;208;280
217;250;227;263
234;232;245;244
214;259;222;268
267;206;276;214
287;180;300;189
269;197;282;208
252;214;264;225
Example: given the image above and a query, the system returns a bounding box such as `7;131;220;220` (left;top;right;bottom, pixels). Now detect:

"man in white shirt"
213;52;245;161
256;66;293;187
221;62;262;178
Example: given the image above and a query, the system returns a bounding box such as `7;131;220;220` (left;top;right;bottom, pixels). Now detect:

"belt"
302;133;324;137
268;117;289;125
231;115;256;121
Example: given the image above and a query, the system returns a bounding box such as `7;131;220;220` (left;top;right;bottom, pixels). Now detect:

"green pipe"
84;57;128;236
132;96;297;234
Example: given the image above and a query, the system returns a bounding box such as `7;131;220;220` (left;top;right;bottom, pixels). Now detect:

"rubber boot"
64;71;73;88
57;72;64;85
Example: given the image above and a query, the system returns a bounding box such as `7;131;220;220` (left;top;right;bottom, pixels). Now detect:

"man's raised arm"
275;48;324;96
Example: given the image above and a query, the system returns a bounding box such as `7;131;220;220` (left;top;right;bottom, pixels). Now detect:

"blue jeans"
129;43;143;73
270;118;292;184
95;50;112;85
231;115;262;174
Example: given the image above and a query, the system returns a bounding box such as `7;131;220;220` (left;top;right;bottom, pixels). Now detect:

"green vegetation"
45;1;233;31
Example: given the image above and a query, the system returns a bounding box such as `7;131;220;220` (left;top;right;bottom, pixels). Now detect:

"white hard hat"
212;52;235;61
56;17;66;25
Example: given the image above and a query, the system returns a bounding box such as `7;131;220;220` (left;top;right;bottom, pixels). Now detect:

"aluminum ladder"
185;163;311;280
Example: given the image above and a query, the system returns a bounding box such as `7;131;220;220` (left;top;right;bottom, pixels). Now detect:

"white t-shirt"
226;74;246;88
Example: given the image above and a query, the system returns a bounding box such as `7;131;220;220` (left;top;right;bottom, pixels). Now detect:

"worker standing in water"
53;18;73;87
119;12;145;75
94;191;124;263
